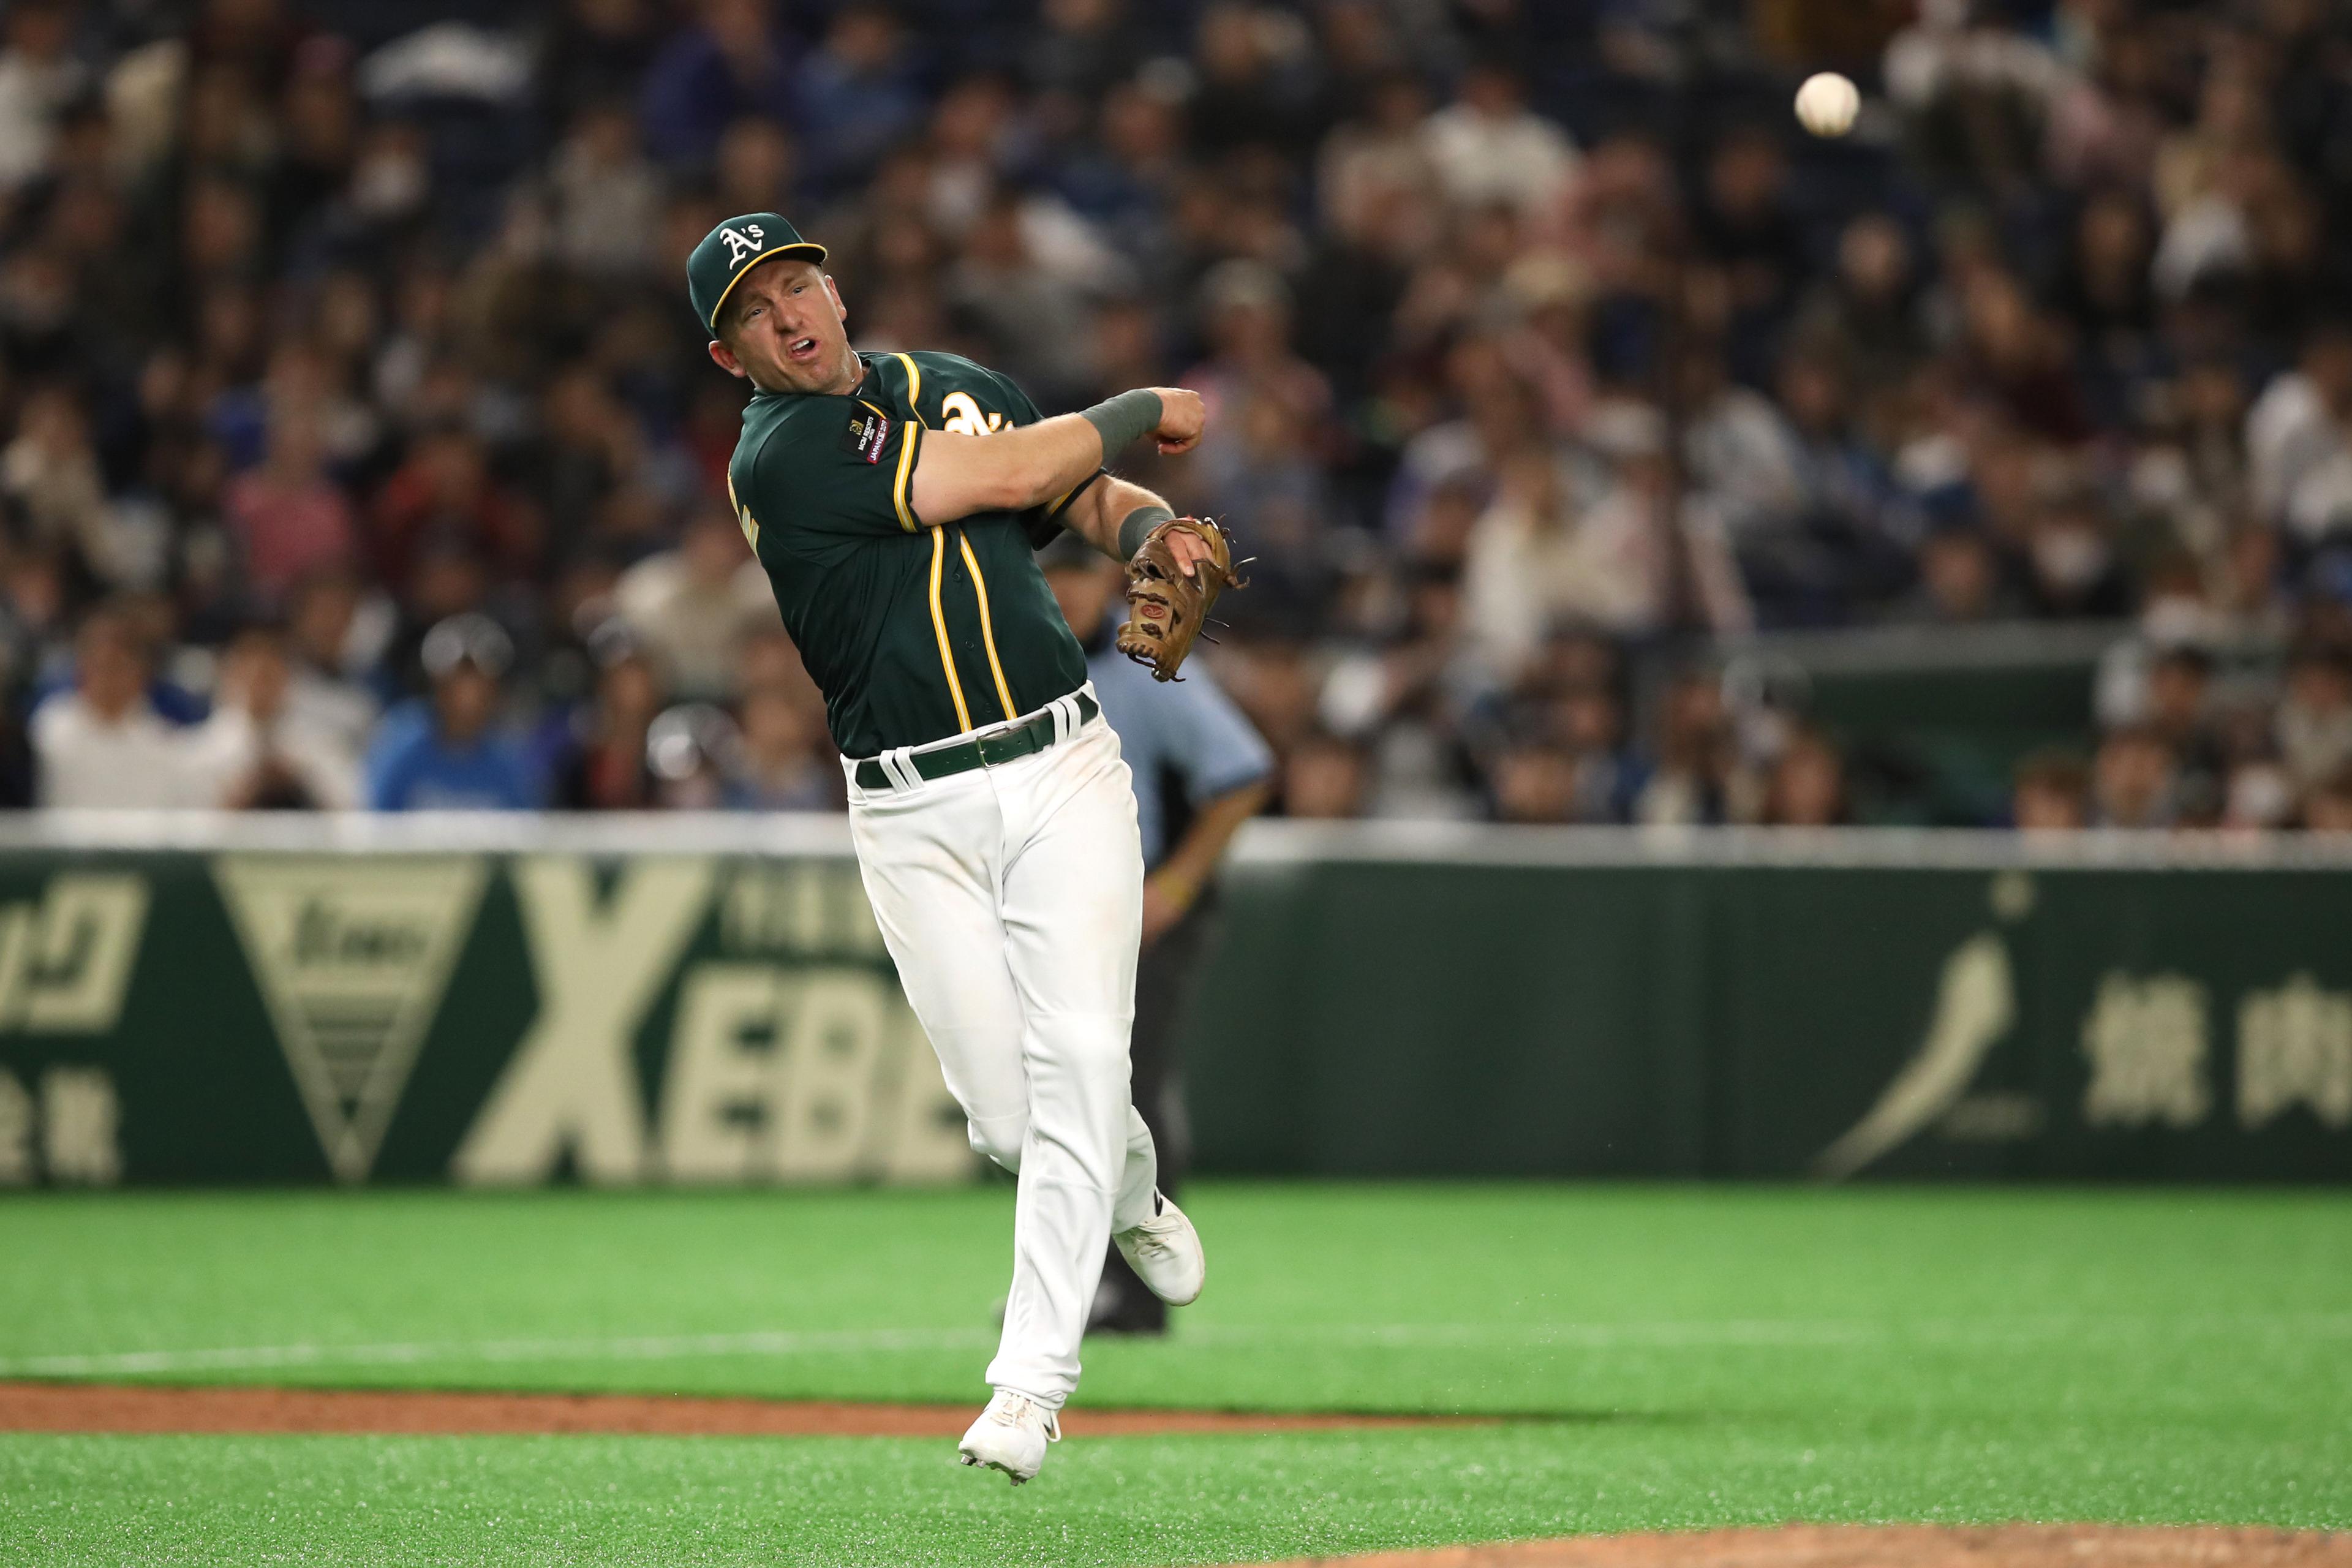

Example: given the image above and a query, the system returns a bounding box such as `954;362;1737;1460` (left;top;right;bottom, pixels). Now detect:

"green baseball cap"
687;213;827;335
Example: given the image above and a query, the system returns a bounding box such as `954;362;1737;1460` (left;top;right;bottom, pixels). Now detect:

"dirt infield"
0;1380;1460;1438
1256;1526;2352;1567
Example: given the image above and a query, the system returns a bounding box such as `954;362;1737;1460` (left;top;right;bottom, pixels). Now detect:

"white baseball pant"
845;686;1159;1408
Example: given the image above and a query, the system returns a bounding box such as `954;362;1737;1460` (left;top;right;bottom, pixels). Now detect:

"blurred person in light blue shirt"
1041;532;1272;1335
364;614;539;812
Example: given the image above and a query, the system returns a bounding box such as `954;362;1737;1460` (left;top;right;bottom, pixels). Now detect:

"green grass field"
1;1185;2348;1566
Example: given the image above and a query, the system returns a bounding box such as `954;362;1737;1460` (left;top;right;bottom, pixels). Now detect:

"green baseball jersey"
727;350;1096;758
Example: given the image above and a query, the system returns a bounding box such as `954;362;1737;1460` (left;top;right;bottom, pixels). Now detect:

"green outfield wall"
0;817;2343;1186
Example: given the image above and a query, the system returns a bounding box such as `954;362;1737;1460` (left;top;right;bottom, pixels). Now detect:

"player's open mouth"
788;337;819;361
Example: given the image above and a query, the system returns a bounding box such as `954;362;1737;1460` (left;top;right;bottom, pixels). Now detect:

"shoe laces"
990;1391;1061;1442
1122;1196;1179;1248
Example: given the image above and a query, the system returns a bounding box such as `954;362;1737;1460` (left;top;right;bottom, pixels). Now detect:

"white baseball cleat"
1114;1191;1206;1306
957;1389;1061;1485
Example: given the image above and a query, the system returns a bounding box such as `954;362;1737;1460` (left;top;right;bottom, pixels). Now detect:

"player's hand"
1163;526;1218;579
1147;388;1205;456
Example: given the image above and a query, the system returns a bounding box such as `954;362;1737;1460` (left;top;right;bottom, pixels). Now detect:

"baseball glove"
1115;515;1245;682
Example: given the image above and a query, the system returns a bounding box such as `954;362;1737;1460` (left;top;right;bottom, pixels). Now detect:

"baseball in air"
1794;72;1860;138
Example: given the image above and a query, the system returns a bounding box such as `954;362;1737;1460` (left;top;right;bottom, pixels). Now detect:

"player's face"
709;262;856;396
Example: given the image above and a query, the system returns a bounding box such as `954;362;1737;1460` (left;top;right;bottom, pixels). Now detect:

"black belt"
853;692;1099;791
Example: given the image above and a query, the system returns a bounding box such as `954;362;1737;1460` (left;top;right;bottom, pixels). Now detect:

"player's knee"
1058;1020;1135;1088
967;1113;1027;1173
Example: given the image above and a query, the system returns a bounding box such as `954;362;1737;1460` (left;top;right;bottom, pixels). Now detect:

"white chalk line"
0;1327;999;1379
4;1313;2350;1380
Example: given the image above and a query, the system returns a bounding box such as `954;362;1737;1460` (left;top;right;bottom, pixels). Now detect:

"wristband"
1116;504;1174;559
1151;868;1199;910
1080;389;1163;460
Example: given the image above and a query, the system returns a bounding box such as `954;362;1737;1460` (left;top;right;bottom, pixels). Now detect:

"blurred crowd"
3;0;2352;829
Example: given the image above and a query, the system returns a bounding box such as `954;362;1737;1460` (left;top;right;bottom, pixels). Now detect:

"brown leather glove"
1115;516;1245;682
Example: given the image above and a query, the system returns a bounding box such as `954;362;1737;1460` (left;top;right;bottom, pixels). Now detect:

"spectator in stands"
790;3;925;198
712;114;798;217
1462;452;1588;682
1796;214;1929;410
369;423;540;589
0;1;85;197
2275;641;2352;794
1562;405;1752;637
1636;671;1742;827
638;0;794;169
2247;322;2352;541
29;608;194;809
725;682;835;812
645;703;739;808
945;189;1101;411
282;571;386;757
1281;728;1369;820
1905;526;2013;624
1764;728;1849;827
519;366;644;555
2302;767;2352;835
1694;127;1806;380
2023;481;2132;620
2224;756;2296;834
613;508;775;701
1419;59;1575;222
364;615;537;811
1188;1;1324;161
183;622;361;810
2013;751;2090;832
553;638;663;810
1551;682;1646;824
2;388;117;594
541;0;667;131
541;102;666;281
2091;725;2177;829
2144;645;2226;807
223;409;358;608
1490;740;1578;824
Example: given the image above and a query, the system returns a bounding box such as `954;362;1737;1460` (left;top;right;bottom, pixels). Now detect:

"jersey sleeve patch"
841;407;894;463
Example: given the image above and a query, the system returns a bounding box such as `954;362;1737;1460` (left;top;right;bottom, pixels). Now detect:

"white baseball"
1794;72;1860;138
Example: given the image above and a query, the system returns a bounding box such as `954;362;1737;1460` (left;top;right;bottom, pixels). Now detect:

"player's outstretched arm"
1063;474;1225;581
909;387;1202;526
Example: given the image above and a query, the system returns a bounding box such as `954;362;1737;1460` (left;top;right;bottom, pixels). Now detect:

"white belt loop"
879;746;921;794
1049;695;1073;748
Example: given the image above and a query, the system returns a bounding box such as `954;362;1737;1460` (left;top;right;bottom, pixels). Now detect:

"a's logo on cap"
720;223;766;267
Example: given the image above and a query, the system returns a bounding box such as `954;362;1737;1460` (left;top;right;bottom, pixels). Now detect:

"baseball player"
687;213;1242;1485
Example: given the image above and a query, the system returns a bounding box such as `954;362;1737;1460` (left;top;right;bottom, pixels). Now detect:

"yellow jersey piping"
897;356;971;732
926;529;973;734
1046;470;1104;522
956;528;1019;722
889;420;919;533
